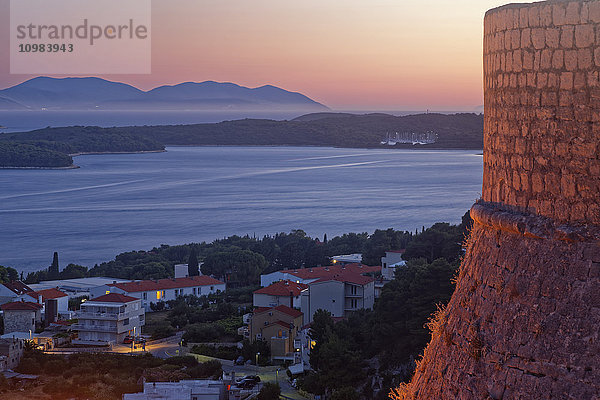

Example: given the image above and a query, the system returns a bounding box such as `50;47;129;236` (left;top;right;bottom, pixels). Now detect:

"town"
0;218;468;400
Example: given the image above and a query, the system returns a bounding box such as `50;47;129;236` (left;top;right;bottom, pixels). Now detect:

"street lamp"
256;352;260;374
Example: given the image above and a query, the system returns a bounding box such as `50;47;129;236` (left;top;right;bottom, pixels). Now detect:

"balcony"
72;324;117;333
76;310;136;320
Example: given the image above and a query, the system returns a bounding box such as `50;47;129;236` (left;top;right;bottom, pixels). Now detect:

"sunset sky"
0;0;533;111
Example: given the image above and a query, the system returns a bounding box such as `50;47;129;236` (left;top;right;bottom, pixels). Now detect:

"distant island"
0;77;329;112
0;112;483;168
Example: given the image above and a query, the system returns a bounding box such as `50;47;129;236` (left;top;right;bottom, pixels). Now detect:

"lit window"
105;290;110;294
156;291;160;300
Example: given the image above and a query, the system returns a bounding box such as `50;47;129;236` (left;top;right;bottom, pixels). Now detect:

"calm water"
0;146;483;273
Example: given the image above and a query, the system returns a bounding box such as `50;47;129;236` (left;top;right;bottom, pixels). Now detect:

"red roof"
311;271;374;285
270;320;294;329
1;301;43;311
90;293;139;303
108;275;225;293
254;280;308;296
36;288;68;301
254;305;303;319
2;281;34;295
280;264;380;281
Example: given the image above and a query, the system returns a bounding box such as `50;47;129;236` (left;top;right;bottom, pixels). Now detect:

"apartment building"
73;293;145;345
301;272;375;323
260;263;380;287
250;305;303;362
90;276;226;311
253;280;308;309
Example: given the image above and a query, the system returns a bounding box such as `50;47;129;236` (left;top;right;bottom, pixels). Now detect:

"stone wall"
483;0;600;224
393;1;600;398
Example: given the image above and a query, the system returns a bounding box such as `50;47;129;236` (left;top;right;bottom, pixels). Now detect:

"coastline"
0;164;80;170
69;149;167;157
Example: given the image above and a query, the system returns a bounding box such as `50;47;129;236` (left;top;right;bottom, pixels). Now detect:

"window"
193;288;197;295
123;318;129;326
105;290;111;294
161;290;165;298
156;291;161;300
210;286;214;291
143;292;147;300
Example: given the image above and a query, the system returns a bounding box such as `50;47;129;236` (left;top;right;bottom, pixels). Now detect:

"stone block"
552;49;564;68
565;49;578;70
575;24;595;47
553;3;567;26
560;26;574;48
577;48;593;69
589;1;600;23
546;28;560;48
531;28;546;49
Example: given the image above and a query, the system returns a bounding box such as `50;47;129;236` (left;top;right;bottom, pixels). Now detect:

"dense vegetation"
0;141;73;167
5;348;222;399
23;224;429;284
0;127;164;167
300;216;473;399
0;112;482;167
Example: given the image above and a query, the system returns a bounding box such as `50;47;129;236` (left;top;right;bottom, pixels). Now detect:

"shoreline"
0;164;80;170
70;149;167;157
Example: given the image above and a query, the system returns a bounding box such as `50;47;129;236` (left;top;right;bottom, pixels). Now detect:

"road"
46;333;309;399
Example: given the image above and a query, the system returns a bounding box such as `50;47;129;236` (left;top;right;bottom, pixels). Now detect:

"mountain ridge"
0;77;329;112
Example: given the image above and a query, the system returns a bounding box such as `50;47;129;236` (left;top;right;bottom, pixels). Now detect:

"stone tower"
394;1;600;398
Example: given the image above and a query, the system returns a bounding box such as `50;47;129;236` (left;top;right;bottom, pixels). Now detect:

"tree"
49;252;59;278
331;387;360;400
60;264;87;279
0;265;18;283
188;248;199;276
258;383;280;400
202;249;267;286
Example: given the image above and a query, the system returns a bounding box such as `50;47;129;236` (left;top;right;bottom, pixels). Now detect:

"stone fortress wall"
483;0;600;224
393;1;600;399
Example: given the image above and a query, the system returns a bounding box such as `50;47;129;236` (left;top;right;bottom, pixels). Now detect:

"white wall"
381;252;406;280
253;293;303;309
305;281;345;323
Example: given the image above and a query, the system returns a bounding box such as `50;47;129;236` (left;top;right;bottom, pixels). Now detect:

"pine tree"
188;248;199;277
49;252;59;278
323;233;328;244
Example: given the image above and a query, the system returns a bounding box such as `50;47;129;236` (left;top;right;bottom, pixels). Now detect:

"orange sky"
0;0;533;111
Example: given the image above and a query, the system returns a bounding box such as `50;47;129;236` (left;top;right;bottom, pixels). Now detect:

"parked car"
237;375;260;384
134;337;146;344
234;356;245;365
236;379;256;389
123;336;133;344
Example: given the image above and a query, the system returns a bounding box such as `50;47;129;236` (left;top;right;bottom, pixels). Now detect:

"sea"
0;145;483;273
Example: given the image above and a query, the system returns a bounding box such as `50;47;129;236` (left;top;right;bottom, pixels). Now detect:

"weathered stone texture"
482;0;600;225
395;1;600;399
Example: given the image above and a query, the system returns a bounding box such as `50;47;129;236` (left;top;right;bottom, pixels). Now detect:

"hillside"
0;77;329;112
0;142;73;168
0;112;483;167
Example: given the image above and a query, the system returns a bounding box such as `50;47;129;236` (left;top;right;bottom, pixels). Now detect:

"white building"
123;380;227;400
73;293;145;345
91;276;226;311
0;281;35;306
28;277;130;298
253;280;308;309
381;250;406;280
301;273;375;324
331;253;363;265
260;264;380;287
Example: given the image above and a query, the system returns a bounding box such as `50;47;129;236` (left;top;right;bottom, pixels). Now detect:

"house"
0;281;36;306
90;276;226;311
331;253;363;265
123;379;228;400
0;338;24;371
73;293;145;345
260;263;380;287
250;305;303;362
1;300;43;334
301;272;375;323
253;280;308;309
28;277;130;298
381;250;406;280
